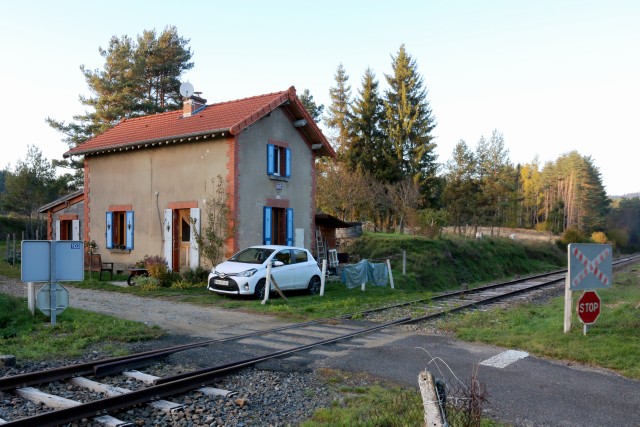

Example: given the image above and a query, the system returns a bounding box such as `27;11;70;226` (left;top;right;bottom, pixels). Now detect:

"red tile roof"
64;86;335;158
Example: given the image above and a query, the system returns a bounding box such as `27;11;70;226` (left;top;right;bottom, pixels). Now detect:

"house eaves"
63;129;229;158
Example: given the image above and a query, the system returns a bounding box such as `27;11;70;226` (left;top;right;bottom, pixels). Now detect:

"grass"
303;369;505;427
0;292;164;360
440;267;640;379
0;241;21;279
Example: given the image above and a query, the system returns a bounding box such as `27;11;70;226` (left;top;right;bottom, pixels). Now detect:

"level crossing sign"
568;243;612;290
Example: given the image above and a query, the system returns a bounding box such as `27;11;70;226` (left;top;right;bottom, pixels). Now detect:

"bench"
84;253;114;281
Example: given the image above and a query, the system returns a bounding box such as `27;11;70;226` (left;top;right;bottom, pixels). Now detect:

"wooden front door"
173;209;192;272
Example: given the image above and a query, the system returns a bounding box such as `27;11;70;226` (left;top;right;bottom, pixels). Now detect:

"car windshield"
229;248;274;264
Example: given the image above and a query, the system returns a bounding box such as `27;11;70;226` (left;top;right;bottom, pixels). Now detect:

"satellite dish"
179;82;194;98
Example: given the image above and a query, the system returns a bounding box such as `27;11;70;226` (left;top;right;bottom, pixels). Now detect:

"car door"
289;249;312;289
270;249;296;290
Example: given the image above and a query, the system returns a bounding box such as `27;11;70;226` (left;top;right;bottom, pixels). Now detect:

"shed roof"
64;86;335;158
38;189;84;213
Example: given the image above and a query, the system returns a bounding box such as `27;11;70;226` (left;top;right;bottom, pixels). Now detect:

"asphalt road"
311;331;640;427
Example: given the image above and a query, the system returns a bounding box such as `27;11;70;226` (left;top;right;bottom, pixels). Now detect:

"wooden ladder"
315;228;327;264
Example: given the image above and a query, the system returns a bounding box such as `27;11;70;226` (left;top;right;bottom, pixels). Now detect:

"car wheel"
254;279;266;300
307;275;321;295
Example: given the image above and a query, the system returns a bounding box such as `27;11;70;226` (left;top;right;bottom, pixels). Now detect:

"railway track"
1;255;638;426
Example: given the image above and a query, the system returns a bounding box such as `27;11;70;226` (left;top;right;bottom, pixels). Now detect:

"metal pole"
12;234;16;268
28;283;36;316
50;241;57;326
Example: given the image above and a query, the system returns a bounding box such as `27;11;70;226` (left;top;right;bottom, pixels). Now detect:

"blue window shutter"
286;208;294;246
125;211;134;250
267;144;275;175
285;148;291;178
106;212;113;249
263;206;272;245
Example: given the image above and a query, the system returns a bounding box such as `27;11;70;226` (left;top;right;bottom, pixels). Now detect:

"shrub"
143;255;168;286
591;231;608;244
164;270;182;287
182;265;208;284
556;227;590;250
135;276;160;291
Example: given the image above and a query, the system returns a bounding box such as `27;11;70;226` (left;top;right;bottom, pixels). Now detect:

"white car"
207;245;322;298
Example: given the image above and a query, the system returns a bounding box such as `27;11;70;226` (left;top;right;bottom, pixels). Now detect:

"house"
38;189;85;241
62;86;335;272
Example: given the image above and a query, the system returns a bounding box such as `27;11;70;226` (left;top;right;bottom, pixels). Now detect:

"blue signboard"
21;240;84;282
568;243;613;290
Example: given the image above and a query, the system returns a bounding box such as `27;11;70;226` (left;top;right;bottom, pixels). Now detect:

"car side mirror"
272;260;284;267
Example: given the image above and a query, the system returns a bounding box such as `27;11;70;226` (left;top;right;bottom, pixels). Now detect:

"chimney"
183;94;207;118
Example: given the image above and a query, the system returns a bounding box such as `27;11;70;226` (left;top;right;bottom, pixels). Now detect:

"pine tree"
298;89;324;123
443;140;479;233
46;26;194;186
346;68;389;180
325;63;351;155
383;45;437;201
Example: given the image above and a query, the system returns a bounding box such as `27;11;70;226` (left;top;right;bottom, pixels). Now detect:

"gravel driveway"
0;276;289;338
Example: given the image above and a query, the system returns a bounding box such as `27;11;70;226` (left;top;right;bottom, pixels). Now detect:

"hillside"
344;233;565;291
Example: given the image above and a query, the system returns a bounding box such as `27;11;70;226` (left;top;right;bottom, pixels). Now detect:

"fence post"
402;250;406;275
419;371;445;427
12;234;16;268
5;235;8;262
320;259;327;296
262;263;271;304
387;259;394;289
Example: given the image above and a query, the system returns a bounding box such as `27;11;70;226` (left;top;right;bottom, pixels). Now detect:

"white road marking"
480;350;529;368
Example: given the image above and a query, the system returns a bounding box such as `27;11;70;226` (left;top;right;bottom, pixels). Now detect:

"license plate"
214;279;228;286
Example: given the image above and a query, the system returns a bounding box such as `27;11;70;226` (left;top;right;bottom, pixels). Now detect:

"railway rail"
1;255;638;426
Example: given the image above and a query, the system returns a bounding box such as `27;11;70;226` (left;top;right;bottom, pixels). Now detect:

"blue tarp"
341;259;389;288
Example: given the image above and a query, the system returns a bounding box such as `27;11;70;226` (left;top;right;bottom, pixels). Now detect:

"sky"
1;1;638;196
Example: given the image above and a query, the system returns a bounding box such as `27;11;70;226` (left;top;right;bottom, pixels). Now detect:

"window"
106;210;134;250
292;249;308;263
274;249;292;265
267;143;291;178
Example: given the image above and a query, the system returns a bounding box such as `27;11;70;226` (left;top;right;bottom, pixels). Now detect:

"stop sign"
577;291;601;324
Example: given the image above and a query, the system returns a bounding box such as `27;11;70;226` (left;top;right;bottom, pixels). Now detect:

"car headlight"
237;268;257;277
